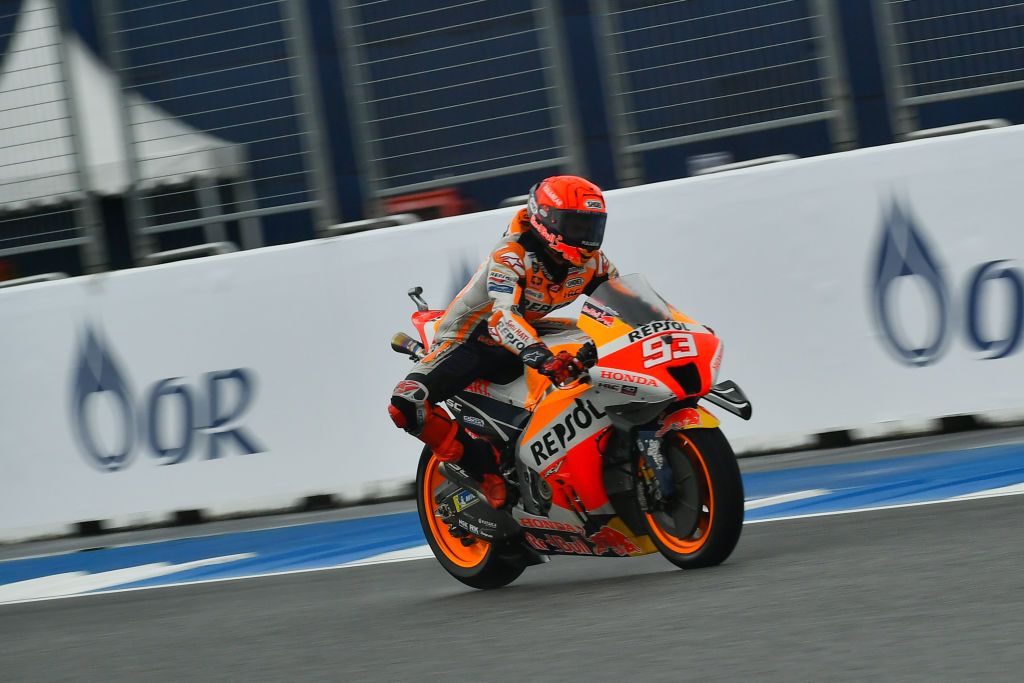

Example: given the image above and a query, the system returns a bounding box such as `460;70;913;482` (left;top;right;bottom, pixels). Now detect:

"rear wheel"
416;448;525;589
640;428;744;569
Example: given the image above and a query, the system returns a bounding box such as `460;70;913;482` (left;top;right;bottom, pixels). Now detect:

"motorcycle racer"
388;175;618;508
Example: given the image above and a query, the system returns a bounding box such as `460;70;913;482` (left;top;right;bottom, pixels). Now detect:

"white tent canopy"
0;0;246;209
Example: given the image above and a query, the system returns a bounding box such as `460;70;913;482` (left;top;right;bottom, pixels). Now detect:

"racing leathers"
388;208;617;502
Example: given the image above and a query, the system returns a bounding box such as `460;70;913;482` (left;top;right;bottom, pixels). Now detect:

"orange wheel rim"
422;455;490;568
644;434;714;554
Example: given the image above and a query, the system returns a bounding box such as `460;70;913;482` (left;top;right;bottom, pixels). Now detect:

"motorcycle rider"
388;175;618;508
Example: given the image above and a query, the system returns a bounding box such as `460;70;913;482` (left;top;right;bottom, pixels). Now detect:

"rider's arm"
485;243;543;355
583;252;619;295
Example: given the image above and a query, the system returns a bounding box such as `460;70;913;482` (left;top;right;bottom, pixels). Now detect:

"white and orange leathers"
426;208;618;364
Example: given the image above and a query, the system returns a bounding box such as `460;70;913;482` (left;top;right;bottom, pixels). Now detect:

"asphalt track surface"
4;430;1024;682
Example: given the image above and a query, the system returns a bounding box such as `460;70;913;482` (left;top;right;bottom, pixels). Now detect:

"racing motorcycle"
390;274;752;589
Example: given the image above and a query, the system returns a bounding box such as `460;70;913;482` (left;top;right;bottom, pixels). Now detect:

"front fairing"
577;275;722;412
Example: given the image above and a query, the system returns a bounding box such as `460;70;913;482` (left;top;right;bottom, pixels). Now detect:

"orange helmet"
527;175;607;266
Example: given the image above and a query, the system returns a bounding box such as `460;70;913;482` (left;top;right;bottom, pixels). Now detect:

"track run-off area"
3;428;1024;681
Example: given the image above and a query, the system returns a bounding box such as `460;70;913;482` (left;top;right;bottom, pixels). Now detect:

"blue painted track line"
0;511;422;592
743;443;1024;521
3;441;1024;600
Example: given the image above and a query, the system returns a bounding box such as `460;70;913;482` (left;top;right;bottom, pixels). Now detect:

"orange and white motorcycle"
391;274;752;589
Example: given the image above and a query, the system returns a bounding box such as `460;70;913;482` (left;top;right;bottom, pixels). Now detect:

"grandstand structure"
0;0;1020;278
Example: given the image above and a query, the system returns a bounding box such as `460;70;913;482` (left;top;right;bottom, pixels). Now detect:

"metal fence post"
809;0;858;149
591;0;643;186
872;0;916;138
55;0;108;272
334;0;385;215
536;0;586;178
281;0;339;232
96;0;154;265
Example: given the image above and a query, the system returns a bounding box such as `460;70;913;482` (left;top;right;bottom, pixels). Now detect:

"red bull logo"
588;526;642;556
655;407;702;437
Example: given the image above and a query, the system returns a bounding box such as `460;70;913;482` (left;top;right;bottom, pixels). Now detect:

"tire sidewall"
416;447;495;579
641;428;745;568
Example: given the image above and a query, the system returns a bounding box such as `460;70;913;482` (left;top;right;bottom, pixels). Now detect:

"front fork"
636;430;676;504
635;405;720;511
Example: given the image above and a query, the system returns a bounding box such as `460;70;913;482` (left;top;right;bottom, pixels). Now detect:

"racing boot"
388;400;463;462
448;435;507;509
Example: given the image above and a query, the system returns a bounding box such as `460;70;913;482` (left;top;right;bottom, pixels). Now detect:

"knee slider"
390;379;429;432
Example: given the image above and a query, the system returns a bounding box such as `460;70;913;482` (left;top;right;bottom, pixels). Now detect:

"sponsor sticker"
463;415;486;428
626;320;691;343
542;184;564;207
464;379;492;397
588;526;642;556
527;398;608;465
599;369;658;386
582;302;615;327
453;489;478;512
488;272;516;285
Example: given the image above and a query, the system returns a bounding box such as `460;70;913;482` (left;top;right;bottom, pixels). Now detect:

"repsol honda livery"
391;274;751;589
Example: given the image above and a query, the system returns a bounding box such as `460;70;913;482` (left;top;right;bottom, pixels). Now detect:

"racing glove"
521;343;584;386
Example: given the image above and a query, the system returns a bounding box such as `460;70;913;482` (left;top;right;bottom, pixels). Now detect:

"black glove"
521;344;583;385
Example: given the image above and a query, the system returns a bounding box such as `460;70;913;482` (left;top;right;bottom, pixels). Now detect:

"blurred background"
0;0;1021;283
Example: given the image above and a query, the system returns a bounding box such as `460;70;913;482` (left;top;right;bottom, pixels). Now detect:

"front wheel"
416;448;525;589
640;428;744;569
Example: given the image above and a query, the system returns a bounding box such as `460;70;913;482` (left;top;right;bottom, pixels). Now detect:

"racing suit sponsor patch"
498;252;525;277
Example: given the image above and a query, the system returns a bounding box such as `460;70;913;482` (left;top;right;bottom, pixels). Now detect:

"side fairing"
516;383;615;514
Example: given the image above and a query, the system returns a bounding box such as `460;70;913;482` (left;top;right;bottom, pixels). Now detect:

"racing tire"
416;448;525;589
640;428;744;570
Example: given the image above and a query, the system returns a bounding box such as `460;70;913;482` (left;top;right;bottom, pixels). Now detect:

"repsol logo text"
627;320;689;343
529;399;607;465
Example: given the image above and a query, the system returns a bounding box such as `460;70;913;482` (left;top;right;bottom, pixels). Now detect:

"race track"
4;429;1024;681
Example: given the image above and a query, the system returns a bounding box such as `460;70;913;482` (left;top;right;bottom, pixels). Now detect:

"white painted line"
0;553;255;605
340;545;432;568
0;546;433;608
745;489;831;510
950;482;1024;500
745;486;1024;524
0;510;418;566
6;484;1024;608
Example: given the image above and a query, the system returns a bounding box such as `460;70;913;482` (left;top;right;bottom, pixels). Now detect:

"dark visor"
551;210;607;248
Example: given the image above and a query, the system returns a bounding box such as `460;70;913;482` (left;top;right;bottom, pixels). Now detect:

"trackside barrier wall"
2;125;1024;541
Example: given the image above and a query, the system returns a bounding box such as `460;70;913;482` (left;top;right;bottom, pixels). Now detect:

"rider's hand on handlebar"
539;350;585;386
521;343;586;386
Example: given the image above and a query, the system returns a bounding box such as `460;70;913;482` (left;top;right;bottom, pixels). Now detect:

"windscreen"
585;274;674;328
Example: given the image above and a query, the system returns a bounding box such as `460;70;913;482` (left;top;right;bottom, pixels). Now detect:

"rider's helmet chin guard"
527;175;607;267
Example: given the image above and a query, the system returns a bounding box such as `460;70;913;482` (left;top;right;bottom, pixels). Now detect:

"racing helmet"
527;175;607;266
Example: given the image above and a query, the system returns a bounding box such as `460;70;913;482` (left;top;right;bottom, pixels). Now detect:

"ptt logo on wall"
70;325;265;472
871;199;1023;366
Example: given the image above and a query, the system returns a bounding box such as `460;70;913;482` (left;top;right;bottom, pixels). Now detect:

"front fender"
655;405;720;437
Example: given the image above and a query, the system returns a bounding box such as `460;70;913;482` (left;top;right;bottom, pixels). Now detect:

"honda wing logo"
870;199;1023;366
871;200;951;366
70;324;265;472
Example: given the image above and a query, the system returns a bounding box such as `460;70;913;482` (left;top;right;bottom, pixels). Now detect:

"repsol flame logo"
71;326;136;471
871;200;951;366
69;323;264;472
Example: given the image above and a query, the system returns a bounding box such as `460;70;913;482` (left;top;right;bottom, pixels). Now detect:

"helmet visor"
551;210;607;249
